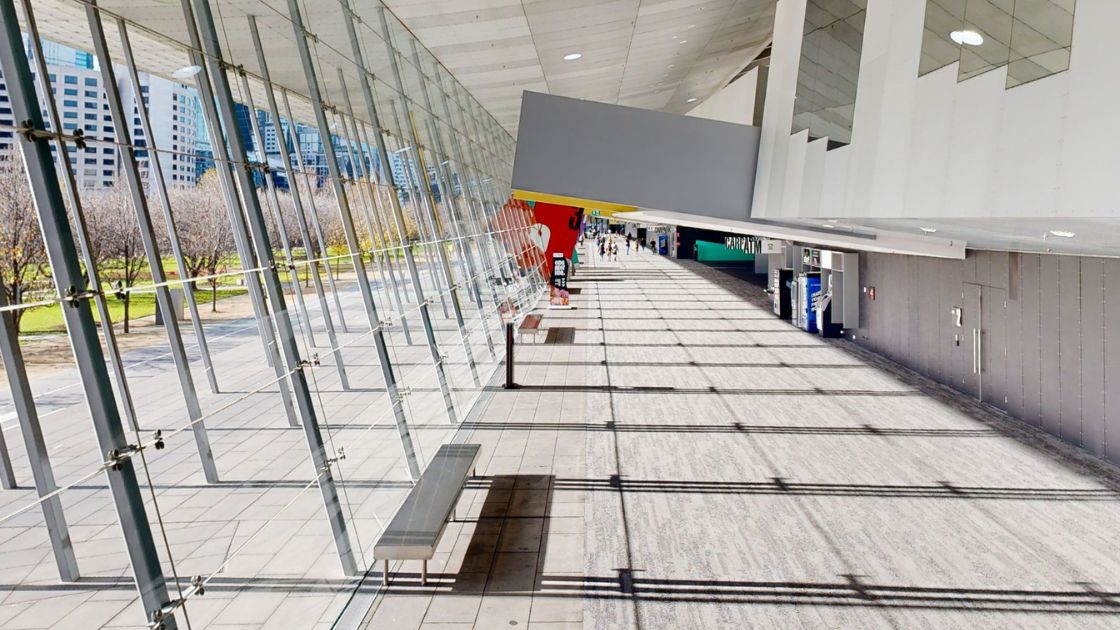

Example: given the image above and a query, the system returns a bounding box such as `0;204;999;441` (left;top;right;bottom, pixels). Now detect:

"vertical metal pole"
334;74;412;346
189;0;359;572
405;113;482;386
247;16;350;389
86;2;219;483
177;3;282;375
0;2;174;622
343;0;458;424
116;19;219;395
178;2;299;428
284;0;423;478
0;289;79;579
18;0;142;435
329;83;394;315
235;68;316;353
389;113;450;319
412;57;497;359
355;122;415;345
504;321;516;389
281;89;351;335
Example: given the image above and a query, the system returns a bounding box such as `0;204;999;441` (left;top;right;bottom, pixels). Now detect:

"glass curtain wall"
0;0;541;627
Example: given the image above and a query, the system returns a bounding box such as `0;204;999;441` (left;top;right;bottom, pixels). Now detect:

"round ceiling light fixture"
1048;229;1076;238
563;52;582;61
949;30;984;46
920;226;938;234
686;97;698;103
171;64;203;79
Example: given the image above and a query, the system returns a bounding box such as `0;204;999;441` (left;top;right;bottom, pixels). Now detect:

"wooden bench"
518;314;544;343
374;443;481;585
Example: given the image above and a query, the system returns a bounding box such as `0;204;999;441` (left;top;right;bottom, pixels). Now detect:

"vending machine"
796;272;821;333
770;268;793;320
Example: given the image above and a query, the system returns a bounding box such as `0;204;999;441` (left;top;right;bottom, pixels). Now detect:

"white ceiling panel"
384;0;777;133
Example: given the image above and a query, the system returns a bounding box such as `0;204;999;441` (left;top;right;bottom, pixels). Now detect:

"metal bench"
518;314;544;343
374;443;481;585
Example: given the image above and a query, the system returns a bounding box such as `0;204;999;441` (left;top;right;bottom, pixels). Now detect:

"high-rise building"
0;39;198;188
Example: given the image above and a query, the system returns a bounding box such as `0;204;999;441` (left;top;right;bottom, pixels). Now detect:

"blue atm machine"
793;272;821;333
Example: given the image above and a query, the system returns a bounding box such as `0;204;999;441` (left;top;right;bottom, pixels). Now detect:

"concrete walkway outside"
361;245;1120;629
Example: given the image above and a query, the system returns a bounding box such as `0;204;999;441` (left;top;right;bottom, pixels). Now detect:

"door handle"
977;327;982;375
967;329;976;372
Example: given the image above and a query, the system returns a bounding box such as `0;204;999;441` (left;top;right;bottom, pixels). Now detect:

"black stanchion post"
504;321;517;389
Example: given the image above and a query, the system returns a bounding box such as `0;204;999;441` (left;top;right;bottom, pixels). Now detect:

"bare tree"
0;160;47;329
86;184;145;332
171;171;235;311
313;186;348;280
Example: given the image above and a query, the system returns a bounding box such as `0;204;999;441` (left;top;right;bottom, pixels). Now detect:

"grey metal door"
960;283;1007;405
959;284;982;398
980;287;1008;409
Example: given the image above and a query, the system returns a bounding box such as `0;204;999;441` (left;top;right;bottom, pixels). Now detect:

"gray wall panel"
1058;256;1082;445
991;251;1009;290
1103;259;1120;463
1004;261;1025;420
1020;254;1043;427
512;91;760;219
854;250;1120;466
1038;255;1061;436
1080;258;1105;457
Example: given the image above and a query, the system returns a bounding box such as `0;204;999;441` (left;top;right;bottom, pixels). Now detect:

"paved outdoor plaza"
3;249;1120;629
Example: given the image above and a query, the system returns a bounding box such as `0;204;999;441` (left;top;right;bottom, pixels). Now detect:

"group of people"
580;230;658;262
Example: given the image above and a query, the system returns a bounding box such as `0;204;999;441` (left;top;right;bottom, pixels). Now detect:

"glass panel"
1006;0;1075;88
920;0;967;75
958;0;1015;81
791;0;868;148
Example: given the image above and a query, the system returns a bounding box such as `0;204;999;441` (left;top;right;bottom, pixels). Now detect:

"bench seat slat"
374;444;480;561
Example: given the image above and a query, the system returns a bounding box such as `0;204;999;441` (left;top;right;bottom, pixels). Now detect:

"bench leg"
383;559;389;586
422;559;427;586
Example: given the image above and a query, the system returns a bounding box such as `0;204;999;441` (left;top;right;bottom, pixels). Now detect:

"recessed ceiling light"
1048;229;1076;238
172;65;202;79
686;97;698;103
679;40;688;44
668;64;675;68
689;24;696;29
950;30;984;46
919;226;938;234
822;223;836;229
563;52;582;61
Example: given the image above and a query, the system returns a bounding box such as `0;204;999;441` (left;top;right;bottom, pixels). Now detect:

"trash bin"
155;288;186;325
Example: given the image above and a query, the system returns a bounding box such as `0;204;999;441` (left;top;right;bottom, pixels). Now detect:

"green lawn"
18;287;248;335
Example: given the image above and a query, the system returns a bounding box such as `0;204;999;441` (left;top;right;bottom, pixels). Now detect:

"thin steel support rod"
409;51;496;360
0;1;175;622
248;15;350;389
327;100;393;317
388;107;451;319
405;112;482;387
117;18;220;395
345;0;458;425
191;0;358;572
281;88;351;335
354;121;415;344
333;75;413;346
286;0;423;480
0;289;79;579
86;2;219;483
178;5;281;374
18;0;142;436
234;67;317;354
178;1;300;428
